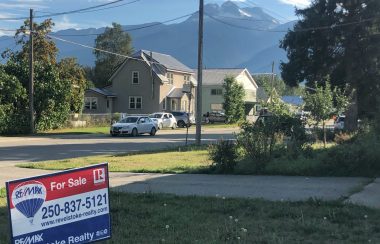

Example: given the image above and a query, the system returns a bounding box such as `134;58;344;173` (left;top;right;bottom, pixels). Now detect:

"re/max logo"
15;233;43;244
14;186;43;199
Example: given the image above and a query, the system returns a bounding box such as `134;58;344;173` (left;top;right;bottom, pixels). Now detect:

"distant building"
195;68;258;115
83;50;197;114
281;96;304;107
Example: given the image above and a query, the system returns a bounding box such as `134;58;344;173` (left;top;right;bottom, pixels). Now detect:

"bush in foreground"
208;139;238;173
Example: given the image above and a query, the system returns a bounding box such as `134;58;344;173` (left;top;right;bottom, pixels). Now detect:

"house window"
211;89;223;95
106;99;110;109
211;103;223;111
171;100;177;110
84;97;98;110
132;71;139;84
167;72;173;84
129;96;142;109
184;75;190;84
182;100;188;111
162;98;167;110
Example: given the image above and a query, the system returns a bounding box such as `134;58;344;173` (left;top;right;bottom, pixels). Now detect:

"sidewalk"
110;172;368;202
348;178;380;209
1;166;379;208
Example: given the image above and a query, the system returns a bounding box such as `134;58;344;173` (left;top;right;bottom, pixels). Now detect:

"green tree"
58;58;88;113
93;23;133;87
253;74;304;97
253;74;286;96
304;79;349;147
1;19;88;133
12;19;58;64
280;0;380;123
0;65;29;134
223;76;245;123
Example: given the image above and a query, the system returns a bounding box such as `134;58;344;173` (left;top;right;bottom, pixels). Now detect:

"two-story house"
197;68;258;116
83;50;197;115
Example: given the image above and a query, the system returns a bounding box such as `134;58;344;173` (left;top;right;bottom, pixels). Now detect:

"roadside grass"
41;126;110;135
16;142;343;176
40;123;238;135
202;123;239;129
18;146;211;173
0;191;379;243
16;136;379;177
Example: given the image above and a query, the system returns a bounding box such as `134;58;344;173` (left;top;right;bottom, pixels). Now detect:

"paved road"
0;128;236;165
0;128;379;208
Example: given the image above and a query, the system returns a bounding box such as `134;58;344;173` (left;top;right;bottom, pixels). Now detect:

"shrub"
321;133;380;176
313;128;336;142
237;123;271;171
208;139;238;173
334;132;354;144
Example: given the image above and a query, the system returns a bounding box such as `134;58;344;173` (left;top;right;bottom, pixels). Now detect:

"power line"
64;0;141;15
0;0;140;21
50;12;195;37
206;14;287;32
46;34;162;65
208;14;279;24
206;13;380;33
243;0;291;22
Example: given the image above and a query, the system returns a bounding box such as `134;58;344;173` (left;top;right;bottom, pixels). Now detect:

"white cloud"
0;2;48;9
278;0;311;8
54;15;81;31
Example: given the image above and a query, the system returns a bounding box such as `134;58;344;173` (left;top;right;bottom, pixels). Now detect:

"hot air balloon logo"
11;180;47;224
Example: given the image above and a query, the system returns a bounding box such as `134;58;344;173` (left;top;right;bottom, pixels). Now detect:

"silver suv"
169;111;195;128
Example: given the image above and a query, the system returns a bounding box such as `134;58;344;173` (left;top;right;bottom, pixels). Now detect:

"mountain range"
0;1;295;74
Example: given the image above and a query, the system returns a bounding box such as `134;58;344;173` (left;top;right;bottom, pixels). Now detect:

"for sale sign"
6;163;111;244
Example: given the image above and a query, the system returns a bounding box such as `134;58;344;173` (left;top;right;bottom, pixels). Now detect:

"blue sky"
0;0;311;36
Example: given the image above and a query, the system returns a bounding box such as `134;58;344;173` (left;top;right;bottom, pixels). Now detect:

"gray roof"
281;96;304;106
133;50;194;73
88;87;116;97
195;69;245;85
257;87;269;101
167;88;185;98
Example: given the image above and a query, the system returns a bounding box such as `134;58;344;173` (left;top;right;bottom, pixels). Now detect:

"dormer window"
132;71;139;84
184;75;190;84
167;72;173;84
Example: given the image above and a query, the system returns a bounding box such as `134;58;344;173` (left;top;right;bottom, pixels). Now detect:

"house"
83;87;116;114
83;50;197;114
197;68;258;116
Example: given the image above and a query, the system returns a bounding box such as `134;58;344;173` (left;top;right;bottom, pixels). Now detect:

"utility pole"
195;0;204;145
29;9;35;134
270;61;274;104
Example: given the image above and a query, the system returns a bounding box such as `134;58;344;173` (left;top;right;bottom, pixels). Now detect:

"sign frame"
6;163;111;244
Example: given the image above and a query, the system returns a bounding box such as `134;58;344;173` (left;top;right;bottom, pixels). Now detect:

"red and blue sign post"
6;163;111;244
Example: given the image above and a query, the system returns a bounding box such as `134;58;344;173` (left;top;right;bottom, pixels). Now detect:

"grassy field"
14;143;342;176
18;146;211;173
0;190;379;243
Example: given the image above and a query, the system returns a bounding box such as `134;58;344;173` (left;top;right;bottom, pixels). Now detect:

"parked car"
207;112;227;124
334;115;345;130
169;111;195;128
148;112;177;129
110;116;158;137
